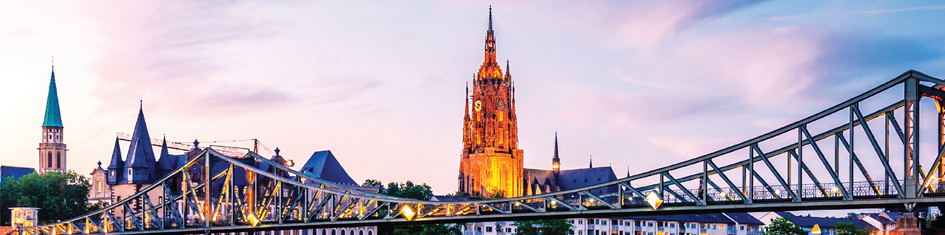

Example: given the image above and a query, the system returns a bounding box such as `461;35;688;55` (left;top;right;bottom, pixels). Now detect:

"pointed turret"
124;102;157;184
106;138;123;185
42;67;63;128
589;155;593;168
552;132;560;172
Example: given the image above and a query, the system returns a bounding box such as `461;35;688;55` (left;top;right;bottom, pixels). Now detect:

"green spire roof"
42;68;63;127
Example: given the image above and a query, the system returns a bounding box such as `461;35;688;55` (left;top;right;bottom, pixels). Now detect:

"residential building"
758;212;876;235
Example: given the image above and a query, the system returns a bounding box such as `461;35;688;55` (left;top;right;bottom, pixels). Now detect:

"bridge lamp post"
645;191;663;210
402;205;417;221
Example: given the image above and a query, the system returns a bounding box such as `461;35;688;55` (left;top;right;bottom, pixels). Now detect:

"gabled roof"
777;212;876;230
299;150;356;185
0;166;35;182
556;167;618;190
107;138;123;170
617;213;759;225
726;212;766;225
42;68;63;128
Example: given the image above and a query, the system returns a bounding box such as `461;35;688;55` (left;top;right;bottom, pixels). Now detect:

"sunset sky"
1;1;944;196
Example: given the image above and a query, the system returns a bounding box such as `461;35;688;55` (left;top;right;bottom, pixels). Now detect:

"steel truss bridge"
18;70;945;234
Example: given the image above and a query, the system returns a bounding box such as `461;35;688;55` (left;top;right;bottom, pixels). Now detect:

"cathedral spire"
43;66;63;128
552;132;560;172
483;6;497;68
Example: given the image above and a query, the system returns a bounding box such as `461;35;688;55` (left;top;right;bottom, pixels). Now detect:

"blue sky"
0;1;943;197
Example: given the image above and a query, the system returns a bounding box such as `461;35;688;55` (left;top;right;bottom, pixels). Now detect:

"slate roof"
0;166;35;182
431;196;473;202
776;212;876;229
125;106;156;170
107;138;123;170
616;213;763;225
299;150;357;185
556;167;618;190
42;68;62;128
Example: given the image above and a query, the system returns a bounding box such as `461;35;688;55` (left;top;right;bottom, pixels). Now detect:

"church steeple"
39;64;67;174
552;132;560;172
43;67;63;128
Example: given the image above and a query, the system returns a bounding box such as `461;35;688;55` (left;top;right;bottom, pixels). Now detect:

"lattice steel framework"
18;70;945;235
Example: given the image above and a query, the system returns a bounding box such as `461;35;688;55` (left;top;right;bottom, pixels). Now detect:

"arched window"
47;152;52;168
360;230;364;235
368;231;373;235
57;152;61;168
331;230;336;235
350;230;354;235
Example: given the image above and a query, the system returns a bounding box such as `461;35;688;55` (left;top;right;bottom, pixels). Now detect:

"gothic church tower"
458;7;524;198
39;66;67;174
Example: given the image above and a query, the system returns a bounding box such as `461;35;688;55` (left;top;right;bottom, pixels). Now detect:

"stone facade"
458;7;524;198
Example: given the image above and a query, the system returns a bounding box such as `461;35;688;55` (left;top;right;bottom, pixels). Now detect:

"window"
740;226;745;231
56;152;61;168
368;232;372;235
670;223;675;228
359;231;363;235
648;222;654;227
486;227;493;232
350;230;353;235
47;152;52;168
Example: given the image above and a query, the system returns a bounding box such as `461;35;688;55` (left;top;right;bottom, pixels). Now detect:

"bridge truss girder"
18;70;945;235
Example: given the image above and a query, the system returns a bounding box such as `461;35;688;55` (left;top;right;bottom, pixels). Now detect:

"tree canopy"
364;179;433;200
0;171;94;225
764;217;807;235
513;220;573;235
835;222;871;235
365;179;448;235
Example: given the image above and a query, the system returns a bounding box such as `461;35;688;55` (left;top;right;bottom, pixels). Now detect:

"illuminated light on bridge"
15;70;945;234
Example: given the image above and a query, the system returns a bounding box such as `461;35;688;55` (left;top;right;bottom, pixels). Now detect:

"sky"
1;0;944;203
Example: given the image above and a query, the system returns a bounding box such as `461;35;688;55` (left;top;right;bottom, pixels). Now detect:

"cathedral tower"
39;66;67;174
458;7;524;198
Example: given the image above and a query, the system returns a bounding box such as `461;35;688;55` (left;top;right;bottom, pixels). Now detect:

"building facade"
39;67;66;174
458;7;524;198
757;212;876;235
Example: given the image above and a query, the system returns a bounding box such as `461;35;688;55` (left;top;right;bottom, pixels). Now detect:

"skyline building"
458;7;524;198
38;66;67;174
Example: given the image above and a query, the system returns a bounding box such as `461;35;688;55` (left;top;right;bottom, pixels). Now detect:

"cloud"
503;0;766;49
83;1;290;116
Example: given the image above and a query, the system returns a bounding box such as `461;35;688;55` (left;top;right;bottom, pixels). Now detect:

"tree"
0;171;93;225
835;222;871;235
365;179;448;235
513;219;573;235
764;217;806;235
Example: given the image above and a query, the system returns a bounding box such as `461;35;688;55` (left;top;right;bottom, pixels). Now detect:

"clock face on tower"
474;100;483;112
497;100;506;111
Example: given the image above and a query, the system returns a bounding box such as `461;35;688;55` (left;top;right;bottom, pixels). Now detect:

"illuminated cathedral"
458;8;617;198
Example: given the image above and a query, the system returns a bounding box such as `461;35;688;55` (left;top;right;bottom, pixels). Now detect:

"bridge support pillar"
904;77;921;198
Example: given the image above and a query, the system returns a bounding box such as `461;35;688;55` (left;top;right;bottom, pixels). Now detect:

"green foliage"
513;219;573;235
487;189;506;199
764;217;806;235
0;171;93;225
365;179;444;235
378;223;462;235
835;222;871;235
364;179;434;200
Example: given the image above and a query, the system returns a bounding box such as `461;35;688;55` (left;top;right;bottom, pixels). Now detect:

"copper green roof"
42;69;63;127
